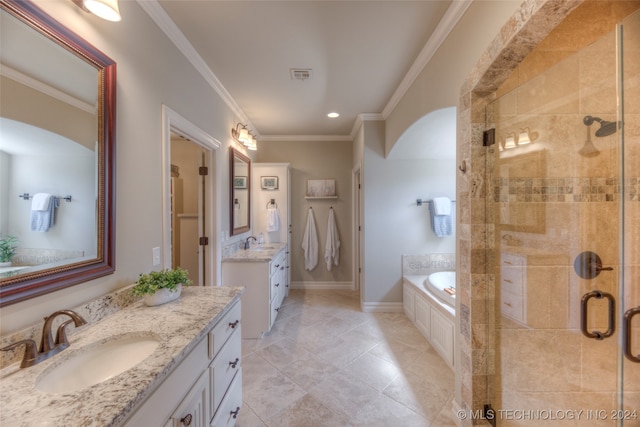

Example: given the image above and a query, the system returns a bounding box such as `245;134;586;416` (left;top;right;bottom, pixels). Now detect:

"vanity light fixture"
72;0;122;21
231;123;258;150
503;132;517;149
517;127;531;145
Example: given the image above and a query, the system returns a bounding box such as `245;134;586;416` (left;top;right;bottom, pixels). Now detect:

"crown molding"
137;0;258;136
259;134;352;142
1;65;95;114
381;0;472;118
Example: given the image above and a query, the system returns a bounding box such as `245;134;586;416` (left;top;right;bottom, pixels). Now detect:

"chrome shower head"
583;115;620;137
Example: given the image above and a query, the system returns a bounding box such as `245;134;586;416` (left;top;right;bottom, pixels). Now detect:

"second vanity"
0;286;244;426
222;243;288;339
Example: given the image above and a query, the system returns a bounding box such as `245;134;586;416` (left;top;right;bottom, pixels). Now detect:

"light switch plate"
152;247;161;266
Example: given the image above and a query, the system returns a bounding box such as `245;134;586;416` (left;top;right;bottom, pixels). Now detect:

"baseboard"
290;281;354;290
360;301;404;313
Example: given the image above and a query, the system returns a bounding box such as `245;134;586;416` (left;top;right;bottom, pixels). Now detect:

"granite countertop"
0;286;244;427
223;242;286;262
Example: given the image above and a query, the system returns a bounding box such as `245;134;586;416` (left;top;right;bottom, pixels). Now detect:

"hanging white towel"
324;208;340;271
432;197;451;215
266;206;280;232
428;201;453;237
30;193;57;232
301;208;318;271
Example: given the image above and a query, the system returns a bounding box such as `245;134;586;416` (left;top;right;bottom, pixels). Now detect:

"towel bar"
416;198;456;207
19;193;72;202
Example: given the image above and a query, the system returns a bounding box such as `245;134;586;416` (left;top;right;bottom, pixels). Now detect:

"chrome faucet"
0;309;87;368
244;236;257;249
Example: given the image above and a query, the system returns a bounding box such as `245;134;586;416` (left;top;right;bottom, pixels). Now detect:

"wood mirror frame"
229;147;251;236
0;0;116;306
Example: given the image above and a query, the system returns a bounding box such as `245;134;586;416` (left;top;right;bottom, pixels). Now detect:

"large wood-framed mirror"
0;0;116;306
229;148;250;235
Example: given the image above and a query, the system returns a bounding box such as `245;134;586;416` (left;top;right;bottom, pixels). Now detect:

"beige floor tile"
347;394;430;427
241;290;455;426
265;394;350;427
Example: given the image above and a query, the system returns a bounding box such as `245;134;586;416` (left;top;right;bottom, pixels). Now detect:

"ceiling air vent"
290;68;312;81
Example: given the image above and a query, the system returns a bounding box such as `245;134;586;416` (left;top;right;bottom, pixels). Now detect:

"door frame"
161;105;221;285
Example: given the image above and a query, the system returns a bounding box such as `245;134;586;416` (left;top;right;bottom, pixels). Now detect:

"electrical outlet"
152;247;161;266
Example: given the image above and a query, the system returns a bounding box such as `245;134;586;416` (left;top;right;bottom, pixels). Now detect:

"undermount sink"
36;333;160;393
249;245;278;251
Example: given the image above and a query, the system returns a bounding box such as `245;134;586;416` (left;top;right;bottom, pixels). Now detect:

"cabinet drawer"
269;266;285;302
269;252;285;277
501;253;525;266
500;267;523;296
501;291;523;322
269;295;282;328
210;329;241;418
211;369;242;427
209;301;241;360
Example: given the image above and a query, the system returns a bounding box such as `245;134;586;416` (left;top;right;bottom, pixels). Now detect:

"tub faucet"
0;309;87;368
244;236;257;249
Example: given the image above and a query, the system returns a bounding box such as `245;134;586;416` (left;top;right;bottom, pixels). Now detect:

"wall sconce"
231;123;258;151
72;0;121;21
503;133;517;149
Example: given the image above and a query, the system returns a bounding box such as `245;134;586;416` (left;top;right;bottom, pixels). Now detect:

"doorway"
162;105;221;286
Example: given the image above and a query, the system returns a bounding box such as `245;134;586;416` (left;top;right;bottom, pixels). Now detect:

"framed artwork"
261;176;279;190
234;176;247;189
306;179;336;198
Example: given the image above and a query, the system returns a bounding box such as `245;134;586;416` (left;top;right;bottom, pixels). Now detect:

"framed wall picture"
306;179;337;198
234;176;247;189
261;176;279;190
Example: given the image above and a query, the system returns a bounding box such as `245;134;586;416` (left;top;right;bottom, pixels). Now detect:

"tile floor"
237;289;457;427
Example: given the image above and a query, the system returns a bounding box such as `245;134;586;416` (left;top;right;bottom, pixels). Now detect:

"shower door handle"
623;306;640;363
580;290;615;340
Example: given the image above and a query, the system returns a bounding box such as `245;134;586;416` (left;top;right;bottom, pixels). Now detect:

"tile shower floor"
238;289;457;427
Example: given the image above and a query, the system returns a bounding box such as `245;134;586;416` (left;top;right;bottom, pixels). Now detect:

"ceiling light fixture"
327;112;340;118
231;123;258;151
72;0;122;21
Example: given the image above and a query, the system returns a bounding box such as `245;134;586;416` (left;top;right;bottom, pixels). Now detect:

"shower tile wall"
457;0;639;423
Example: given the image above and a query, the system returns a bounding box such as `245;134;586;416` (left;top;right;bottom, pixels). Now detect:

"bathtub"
425;271;456;308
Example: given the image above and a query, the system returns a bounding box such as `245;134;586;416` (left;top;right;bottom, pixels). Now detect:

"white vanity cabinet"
222;247;287;339
123;302;242;427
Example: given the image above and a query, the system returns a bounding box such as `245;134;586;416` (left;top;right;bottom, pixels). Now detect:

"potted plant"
132;267;192;306
0;236;18;267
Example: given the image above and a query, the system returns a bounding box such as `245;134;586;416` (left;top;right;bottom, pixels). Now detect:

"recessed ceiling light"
327;112;339;118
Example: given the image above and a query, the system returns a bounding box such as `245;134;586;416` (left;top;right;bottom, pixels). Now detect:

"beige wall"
1;0;243;334
256;140;353;285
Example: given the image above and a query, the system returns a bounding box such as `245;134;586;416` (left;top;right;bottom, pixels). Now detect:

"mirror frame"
0;0;116;306
229;147;251;236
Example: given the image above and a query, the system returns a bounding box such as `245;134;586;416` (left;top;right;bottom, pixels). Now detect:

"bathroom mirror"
229;148;251;235
0;0;116;306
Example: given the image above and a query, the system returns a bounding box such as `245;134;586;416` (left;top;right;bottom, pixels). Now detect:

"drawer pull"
274;264;280;268
275;282;280;287
228;320;240;329
180;414;192;426
275;307;280;312
231;407;241;419
229;357;239;368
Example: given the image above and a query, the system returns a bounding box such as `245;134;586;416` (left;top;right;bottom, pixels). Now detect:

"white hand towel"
324;208;340;271
301;208;318;270
266;206;280;232
432;197;451;215
32;193;52;211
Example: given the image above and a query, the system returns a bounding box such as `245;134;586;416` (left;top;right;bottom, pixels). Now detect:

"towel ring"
266;199;278;208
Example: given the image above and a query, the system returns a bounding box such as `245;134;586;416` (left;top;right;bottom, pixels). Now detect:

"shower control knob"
574;251;613;280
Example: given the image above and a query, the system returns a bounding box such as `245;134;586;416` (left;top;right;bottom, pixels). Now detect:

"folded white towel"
324;208;340;271
432;197;451;215
31;193;52;211
301;208;318;271
266;206;280;232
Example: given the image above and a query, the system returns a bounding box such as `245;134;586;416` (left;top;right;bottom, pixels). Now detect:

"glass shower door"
489;6;639;426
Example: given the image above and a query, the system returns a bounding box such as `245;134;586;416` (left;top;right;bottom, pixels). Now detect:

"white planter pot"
143;284;182;307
